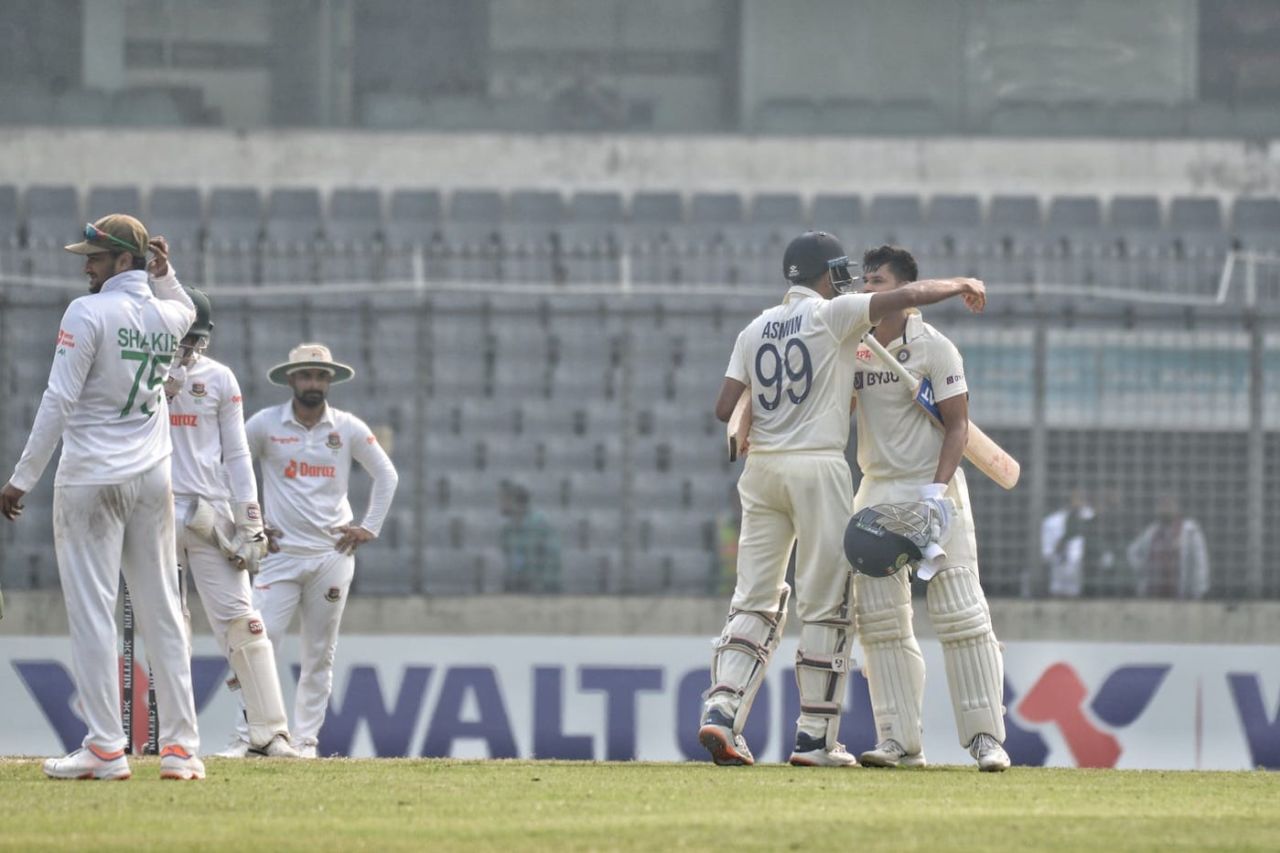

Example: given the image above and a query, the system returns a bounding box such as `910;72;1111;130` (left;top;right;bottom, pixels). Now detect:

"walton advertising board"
3;637;1276;769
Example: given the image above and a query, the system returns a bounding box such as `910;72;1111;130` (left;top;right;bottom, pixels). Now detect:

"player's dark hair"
862;245;918;283
130;254;147;271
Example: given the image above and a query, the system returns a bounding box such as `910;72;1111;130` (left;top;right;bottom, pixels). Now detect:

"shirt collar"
100;269;150;296
280;401;335;428
783;285;821;304
903;310;926;344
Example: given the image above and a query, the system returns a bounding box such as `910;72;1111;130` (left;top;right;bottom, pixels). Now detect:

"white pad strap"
706;584;790;734
927;566;1006;746
226;613;291;748
854;571;925;754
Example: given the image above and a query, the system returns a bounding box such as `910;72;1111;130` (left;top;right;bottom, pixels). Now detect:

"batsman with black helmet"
165;286;299;758
844;244;1010;772
699;231;985;767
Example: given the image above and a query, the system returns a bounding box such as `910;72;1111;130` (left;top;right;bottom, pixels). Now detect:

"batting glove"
919;483;954;546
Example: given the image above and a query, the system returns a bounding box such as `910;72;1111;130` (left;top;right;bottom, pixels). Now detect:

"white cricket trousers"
733;450;855;623
237;549;354;744
53;460;199;754
174;496;256;650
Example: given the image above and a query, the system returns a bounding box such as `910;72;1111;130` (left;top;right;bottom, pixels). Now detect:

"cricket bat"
726;392;751;462
861;334;1020;490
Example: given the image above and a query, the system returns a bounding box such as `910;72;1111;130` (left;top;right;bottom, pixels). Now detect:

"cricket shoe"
213;736;250;759
969;733;1011;772
859;738;927;768
43;745;131;781
159;745;206;780
788;732;859;767
697;708;754;766
250;734;301;758
294;737;319;759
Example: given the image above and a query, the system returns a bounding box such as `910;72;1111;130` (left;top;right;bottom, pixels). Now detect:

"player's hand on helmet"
956;277;985;313
918;483;954;545
0;482;25;521
146;236;170;278
333;525;375;555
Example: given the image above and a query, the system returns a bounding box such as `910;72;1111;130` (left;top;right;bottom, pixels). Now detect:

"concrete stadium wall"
2;589;1276;643
2;129;1279;202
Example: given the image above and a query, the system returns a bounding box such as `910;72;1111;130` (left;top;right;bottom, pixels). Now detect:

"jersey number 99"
754;339;812;411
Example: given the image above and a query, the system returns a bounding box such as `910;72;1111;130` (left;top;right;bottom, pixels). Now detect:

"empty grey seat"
265;188;323;242
0;185;18;245
507;190;565;223
868;195;924;227
1230;198;1280;250
25;185;80;244
630;191;684;233
86;186;142;220
329;188;383;243
386;189;443;245
570;191;624;224
1046;196;1103;230
690;193;744;224
750;193;804;225
148;186;203;247
811;194;863;231
449;189;503;223
1109;196;1162;231
928;195;982;228
1169;197;1223;232
208;188;263;243
988;195;1042;232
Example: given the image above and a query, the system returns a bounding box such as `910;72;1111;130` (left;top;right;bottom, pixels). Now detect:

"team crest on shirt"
190;382;206;397
326;431;342;450
896;348;911;363
325;587;342;603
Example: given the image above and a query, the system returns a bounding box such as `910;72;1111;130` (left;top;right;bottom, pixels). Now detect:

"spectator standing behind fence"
500;481;562;593
1127;494;1209;599
1041;489;1095;597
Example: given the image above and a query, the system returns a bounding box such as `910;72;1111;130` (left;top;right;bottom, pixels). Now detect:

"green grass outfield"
1;758;1276;851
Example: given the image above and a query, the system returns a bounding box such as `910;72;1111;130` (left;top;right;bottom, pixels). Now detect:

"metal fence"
2;251;1278;600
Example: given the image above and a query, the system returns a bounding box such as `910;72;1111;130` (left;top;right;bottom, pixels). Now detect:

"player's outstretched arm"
867;277;985;324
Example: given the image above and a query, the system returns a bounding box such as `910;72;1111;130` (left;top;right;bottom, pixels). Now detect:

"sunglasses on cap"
83;222;143;256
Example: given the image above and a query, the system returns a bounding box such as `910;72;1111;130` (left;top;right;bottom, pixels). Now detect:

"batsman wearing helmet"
165;287;299;758
700;231;985;767
846;245;1010;772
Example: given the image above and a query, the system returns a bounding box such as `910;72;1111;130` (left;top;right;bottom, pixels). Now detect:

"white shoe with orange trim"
43;746;131;781
159;745;206;780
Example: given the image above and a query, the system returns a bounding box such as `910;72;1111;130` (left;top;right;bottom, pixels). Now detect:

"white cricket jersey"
169;354;256;503
9;269;195;490
246;401;399;555
853;311;969;481
725;287;873;454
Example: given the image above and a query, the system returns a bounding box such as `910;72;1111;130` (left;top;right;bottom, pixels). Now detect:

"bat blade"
727;393;751;462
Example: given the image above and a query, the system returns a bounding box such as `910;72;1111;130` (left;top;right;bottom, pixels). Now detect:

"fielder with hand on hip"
699;231;985;767
164;286;299;759
0;216;206;781
228;343;398;759
846;245;1010;772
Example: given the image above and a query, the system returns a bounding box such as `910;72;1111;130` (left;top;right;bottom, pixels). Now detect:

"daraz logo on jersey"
170;413;198;427
284;459;336;479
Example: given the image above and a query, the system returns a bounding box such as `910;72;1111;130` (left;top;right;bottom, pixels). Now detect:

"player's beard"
296;388;326;408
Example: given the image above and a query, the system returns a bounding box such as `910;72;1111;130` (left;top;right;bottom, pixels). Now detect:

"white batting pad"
226;613;291;748
927;567;1006;745
706;585;790;733
854;571;926;754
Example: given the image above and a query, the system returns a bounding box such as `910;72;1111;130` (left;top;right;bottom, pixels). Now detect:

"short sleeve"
928;337;968;403
825;293;873;342
724;329;749;384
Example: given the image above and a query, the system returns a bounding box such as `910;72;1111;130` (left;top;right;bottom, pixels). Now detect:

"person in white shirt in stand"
222;343;398;758
0;216;205;781
164;287;298;758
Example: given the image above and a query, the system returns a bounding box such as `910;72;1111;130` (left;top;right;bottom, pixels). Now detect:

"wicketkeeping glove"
226;502;268;575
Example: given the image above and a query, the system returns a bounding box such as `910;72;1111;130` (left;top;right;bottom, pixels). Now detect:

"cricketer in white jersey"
0;218;205;781
165;287;298;758
233;343;398;758
850;244;1010;772
698;231;986;768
